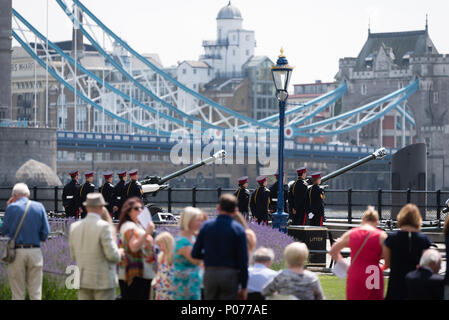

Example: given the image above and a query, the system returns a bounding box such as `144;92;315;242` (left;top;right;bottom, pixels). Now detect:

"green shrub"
0;275;77;300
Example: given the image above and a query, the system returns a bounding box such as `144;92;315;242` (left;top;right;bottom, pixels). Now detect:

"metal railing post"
54;186;58;213
378;189;382;220
192;187;197;207
33;186;38;201
407;188;411;204
217;187;222;201
348;188;352;224
167;187;172;213
436;190;441;226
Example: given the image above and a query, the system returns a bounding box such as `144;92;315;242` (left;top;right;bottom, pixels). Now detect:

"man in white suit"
69;193;122;300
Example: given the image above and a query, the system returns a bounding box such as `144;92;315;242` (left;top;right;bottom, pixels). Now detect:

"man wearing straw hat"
69;193;122;300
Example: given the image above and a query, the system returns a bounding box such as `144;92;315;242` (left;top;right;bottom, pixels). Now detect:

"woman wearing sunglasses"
117;197;156;300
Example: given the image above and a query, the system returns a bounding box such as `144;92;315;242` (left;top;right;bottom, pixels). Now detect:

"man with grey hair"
0;183;50;300
405;248;445;300
247;247;278;300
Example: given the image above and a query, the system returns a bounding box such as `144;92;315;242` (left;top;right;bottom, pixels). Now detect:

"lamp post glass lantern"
271;49;293;230
272;49;293;100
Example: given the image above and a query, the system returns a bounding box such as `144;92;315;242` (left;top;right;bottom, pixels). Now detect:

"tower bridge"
2;1;448;190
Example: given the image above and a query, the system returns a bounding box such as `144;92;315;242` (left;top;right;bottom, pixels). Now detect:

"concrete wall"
0;127;57;185
0;0;12;120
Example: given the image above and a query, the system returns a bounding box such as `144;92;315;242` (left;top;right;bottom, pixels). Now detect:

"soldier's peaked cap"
296;167;307;175
69;170;79;177
103;171;113;179
129;169;138;176
256;176;267;183
84;171;95;178
311;172;321;179
238;176;248;184
118;170;127;177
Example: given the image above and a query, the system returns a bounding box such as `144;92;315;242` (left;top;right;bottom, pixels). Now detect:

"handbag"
332;231;373;279
0;201;32;264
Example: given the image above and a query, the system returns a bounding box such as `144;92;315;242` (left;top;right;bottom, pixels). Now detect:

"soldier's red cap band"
69;171;78;177
256;176;267;183
118;171;127;177
311;172;321;179
238;176;248;184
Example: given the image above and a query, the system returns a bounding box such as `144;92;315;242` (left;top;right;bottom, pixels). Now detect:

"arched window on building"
361;83;368;96
433;91;439;104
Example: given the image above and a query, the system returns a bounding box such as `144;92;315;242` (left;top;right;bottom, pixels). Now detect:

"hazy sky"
12;0;449;85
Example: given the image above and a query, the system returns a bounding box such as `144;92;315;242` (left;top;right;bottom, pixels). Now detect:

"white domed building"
176;2;257;113
201;1;256;77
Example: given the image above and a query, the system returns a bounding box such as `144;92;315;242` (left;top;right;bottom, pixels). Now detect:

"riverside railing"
0;187;448;222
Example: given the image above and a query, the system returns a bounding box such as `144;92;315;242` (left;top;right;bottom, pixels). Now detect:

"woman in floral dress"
171;207;204;300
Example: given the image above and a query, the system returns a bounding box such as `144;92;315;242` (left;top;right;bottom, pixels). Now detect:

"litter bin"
287;225;327;267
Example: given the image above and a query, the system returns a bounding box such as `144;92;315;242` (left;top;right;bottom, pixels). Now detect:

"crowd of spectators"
1;183;448;300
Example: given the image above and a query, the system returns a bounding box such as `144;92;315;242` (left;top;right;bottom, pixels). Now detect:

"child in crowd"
153;232;175;300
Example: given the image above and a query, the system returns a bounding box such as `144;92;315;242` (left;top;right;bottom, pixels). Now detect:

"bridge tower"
0;0;12;120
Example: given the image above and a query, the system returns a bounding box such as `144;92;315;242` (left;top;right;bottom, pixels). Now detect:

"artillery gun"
281;147;388;223
303;147;388;188
139;150;226;220
443;199;449;214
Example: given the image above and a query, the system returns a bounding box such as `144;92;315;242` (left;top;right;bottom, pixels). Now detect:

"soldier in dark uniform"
62;170;80;218
269;173;289;214
308;172;325;227
250;176;271;225
289;167;309;226
100;171;114;215
112;170;127;220
234;176;250;221
78;171;96;219
124;169;143;201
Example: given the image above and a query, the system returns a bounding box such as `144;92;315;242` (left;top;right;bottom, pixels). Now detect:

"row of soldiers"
234;167;325;226
62;169;144;219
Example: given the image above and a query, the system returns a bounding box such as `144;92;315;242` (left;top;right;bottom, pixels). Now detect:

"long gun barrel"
159;150;226;184
141;150;226;194
321;147;387;184
304;148;388;187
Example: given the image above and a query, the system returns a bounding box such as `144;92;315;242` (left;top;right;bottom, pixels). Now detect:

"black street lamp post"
271;49;293;231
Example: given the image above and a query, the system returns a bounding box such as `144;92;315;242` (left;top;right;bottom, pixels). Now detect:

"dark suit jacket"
234;187;250;215
309;184;324;215
250;186;270;220
405;267;444;300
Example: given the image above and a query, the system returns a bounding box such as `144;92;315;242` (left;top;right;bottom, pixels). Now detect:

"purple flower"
247;222;295;268
0;218;76;285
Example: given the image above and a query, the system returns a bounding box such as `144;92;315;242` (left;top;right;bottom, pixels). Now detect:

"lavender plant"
247;222;295;269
